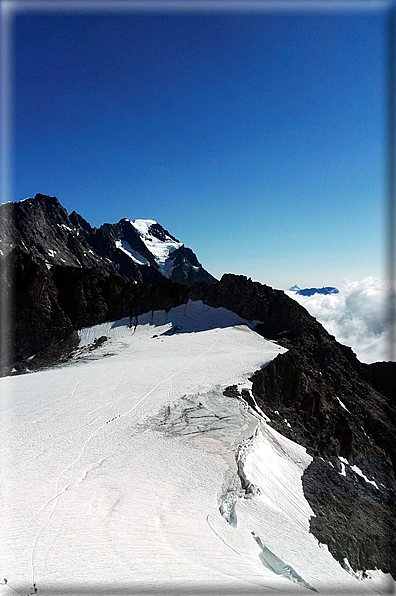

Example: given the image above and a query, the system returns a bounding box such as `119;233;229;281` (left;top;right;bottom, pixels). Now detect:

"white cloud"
285;277;394;364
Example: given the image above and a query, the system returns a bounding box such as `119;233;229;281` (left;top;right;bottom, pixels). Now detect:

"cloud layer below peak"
285;277;394;364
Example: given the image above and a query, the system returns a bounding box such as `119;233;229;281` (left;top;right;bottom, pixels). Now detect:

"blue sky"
12;3;387;289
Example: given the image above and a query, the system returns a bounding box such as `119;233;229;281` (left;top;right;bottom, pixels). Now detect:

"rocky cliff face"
250;343;396;572
1;195;395;580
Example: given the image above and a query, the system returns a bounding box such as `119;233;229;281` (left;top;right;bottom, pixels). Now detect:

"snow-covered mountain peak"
132;218;181;244
0;195;216;286
131;218;183;278
131;217;157;228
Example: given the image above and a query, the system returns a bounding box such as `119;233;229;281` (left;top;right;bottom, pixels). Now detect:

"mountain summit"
0;194;216;286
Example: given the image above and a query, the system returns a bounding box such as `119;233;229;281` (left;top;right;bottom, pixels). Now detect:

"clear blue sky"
12;4;387;289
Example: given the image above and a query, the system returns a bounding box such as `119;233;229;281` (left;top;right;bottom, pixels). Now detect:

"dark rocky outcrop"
0;195;108;271
1;246;192;373
249;347;396;470
190;273;307;340
303;458;396;579
1;247;75;368
360;361;396;403
249;341;396;577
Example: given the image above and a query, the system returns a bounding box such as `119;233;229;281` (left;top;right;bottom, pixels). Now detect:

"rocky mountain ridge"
1;194;395;580
0;194;216;286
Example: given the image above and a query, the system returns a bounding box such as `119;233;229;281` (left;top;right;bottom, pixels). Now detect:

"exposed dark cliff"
248;342;396;575
360;361;396;403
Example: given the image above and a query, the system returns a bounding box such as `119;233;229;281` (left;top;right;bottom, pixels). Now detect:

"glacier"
0;301;392;595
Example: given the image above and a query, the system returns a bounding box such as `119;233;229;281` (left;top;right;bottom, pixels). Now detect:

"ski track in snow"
0;580;24;596
1;301;393;594
206;513;242;558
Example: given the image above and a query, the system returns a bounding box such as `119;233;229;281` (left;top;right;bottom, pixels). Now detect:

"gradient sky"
11;2;388;289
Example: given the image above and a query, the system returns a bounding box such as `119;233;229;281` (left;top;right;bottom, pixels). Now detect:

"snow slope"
0;302;392;595
114;239;150;266
131;219;182;278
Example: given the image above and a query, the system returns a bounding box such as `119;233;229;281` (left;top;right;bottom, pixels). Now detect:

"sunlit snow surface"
0;302;392;595
131;219;182;278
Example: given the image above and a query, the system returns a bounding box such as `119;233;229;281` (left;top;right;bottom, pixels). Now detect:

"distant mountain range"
289;284;339;296
1;193;395;580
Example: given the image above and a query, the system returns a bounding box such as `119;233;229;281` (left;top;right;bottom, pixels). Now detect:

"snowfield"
0;301;393;595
